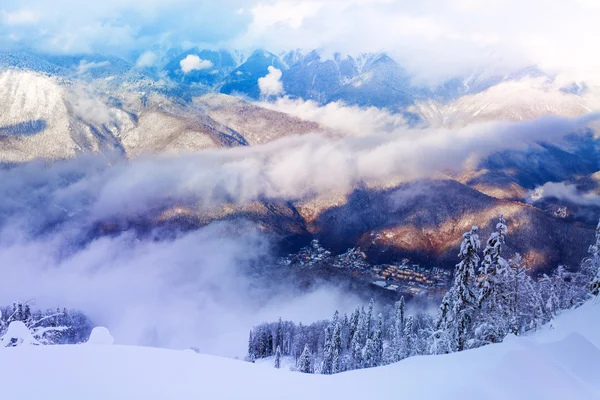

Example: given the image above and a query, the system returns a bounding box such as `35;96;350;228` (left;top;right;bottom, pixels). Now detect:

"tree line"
0;301;94;346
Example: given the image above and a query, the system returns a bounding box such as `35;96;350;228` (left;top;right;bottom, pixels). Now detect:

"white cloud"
1;9;39;25
76;60;110;75
529;181;600;207
259;97;407;136
179;54;213;74
2;0;600;84
258;66;284;97
233;0;600;85
135;51;158;68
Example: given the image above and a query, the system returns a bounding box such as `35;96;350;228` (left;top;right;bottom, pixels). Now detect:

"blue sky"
1;0;598;85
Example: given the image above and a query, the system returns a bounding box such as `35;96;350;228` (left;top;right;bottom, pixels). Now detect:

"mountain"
0;68;321;163
0;300;598;399
1;49;590;114
1;49;598;274
411;77;599;128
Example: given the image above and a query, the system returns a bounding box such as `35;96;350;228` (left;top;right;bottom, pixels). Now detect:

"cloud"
76;60;110;75
179;54;213;74
258;97;407;136
258;66;284;97
529;181;600;207
234;0;600;85
1;9;39;25
67;84;113;126
1;0;599;84
135;51;158;68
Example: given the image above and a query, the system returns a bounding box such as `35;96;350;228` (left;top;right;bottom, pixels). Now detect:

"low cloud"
67;84;112;126
76;60;110;75
258;66;284;97
259;97;407;136
529;181;600;206
180;54;213;74
135;51;158;68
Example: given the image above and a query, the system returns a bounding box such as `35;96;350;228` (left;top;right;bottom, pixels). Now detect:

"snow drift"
0;299;597;399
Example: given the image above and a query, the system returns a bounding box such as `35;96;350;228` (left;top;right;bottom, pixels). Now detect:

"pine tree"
373;313;384;366
435;226;480;352
475;215;509;345
539;273;559;318
366;299;374;337
274;345;281;369
393;297;405;361
507;254;544;334
331;322;343;373
297;344;312;373
247;331;255;362
363;338;377;368
348;308;359;349
322;325;333;374
276;317;284;352
403;315;414;359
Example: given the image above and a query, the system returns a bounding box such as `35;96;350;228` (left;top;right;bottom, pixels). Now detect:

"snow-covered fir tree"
434;226;480;353
331;321;343;373
475;215;510;346
506;254;545;334
274;345;281;369
322;325;333;374
297;344;312;373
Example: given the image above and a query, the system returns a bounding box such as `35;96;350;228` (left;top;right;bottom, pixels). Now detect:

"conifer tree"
348;308;359;349
403;315;414;359
274;345;281;369
276;317;283;352
331;322;343;373
435;226;480;352
476;215;509;345
322;325;333;374
366;299;374;337
247;331;255;362
393;297;405;361
373;313;384;366
363;338;377;368
297;344;312;373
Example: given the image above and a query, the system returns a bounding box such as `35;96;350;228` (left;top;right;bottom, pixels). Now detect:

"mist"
529;181;600;207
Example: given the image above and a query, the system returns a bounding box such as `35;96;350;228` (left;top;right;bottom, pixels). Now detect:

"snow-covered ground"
0;300;598;399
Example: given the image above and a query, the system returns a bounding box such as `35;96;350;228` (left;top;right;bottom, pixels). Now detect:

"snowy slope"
410;77;600;127
0;300;598;399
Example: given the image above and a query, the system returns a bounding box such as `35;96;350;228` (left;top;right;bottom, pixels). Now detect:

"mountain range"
1;48;599;273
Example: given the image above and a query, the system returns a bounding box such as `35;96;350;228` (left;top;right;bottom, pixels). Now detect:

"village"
275;240;452;300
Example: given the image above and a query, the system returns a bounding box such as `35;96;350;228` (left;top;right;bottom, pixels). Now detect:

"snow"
86;327;114;345
0;321;39;347
0;300;598;399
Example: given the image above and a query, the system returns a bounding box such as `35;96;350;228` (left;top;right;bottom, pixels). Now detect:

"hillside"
0;300;597;399
0;69;321;162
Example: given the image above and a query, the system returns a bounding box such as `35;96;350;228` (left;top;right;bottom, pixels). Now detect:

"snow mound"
86;327;114;345
0;321;39;347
